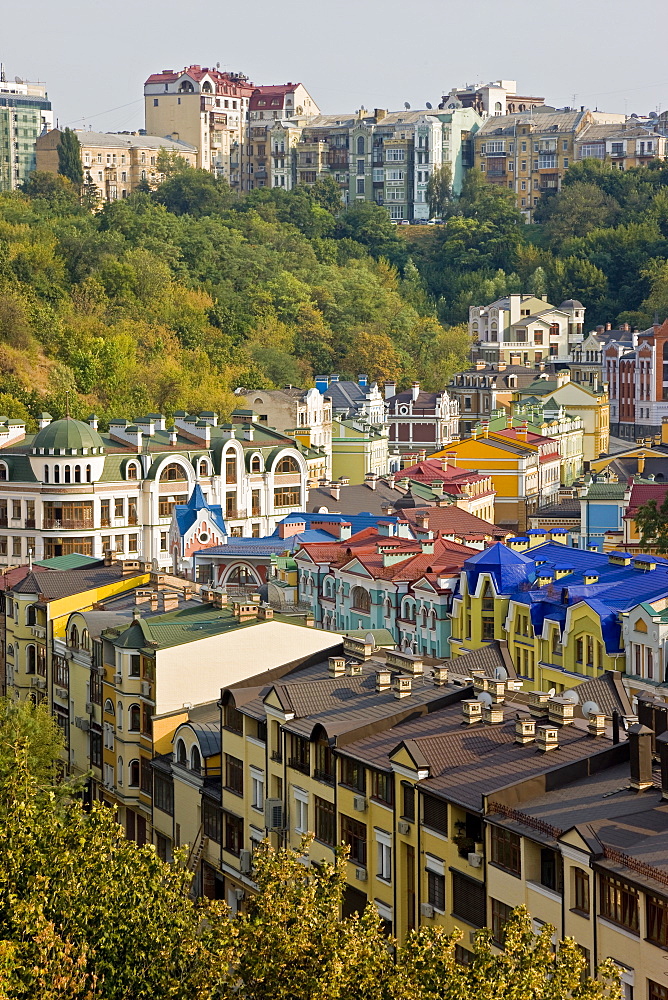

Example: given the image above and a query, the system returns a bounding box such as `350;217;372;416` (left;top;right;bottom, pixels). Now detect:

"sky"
4;0;668;134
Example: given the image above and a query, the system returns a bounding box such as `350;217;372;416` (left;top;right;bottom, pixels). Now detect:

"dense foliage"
635;493;668;553
0;699;621;999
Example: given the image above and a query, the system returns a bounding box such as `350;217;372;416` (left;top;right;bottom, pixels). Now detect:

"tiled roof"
72;130;197;152
11;565;139;601
395;459;489;489
625;483;668;518
478;109;587;135
398;506;508;539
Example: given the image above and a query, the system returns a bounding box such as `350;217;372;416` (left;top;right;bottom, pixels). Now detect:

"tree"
341;331;405;385
56;129;83;188
426;163;452;219
311;176;344;215
539;182;621;247
0;698;63;795
335;202;409;269
635;493;668;553
153;169;233;216
81;171;99;210
156;148;191;177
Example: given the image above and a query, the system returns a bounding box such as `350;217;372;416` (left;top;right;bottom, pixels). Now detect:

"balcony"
288;757;310;775
314;768;335;786
270;751;283;763
25;518;35;529
0;517;7;527
43;518;93;530
225;507;240;520
486;169;506;177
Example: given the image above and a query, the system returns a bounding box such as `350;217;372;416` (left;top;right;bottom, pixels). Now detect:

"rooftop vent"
547;696;575;726
528;690;551;718
515;713;536;744
583;572;598;584
432;665;449;686
536;724;559;752
462;699;483;724
375;668;392;692
394;675;412;699
347;661;363;676
328;656;346;677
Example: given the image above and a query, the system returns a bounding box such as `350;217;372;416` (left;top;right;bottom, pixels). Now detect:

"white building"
0;411;309;569
469;293;585;366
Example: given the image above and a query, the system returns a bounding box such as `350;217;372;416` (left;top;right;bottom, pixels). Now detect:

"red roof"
398;506;508;539
144;66;255;94
396;459;490;491
0;564;31;591
342;536;476;585
625;483;668;519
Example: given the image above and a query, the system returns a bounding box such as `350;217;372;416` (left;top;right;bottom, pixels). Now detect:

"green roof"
342;628;397;647
34;553;104;570
32;418;105;454
583;484;627;499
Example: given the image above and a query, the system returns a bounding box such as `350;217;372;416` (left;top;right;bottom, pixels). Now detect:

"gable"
339;558;375;579
559;826;594;853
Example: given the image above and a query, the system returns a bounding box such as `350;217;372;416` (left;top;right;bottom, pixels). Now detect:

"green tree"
635;493;668;553
426;163;452;218
0;698;63;795
539;182;621;246
56;129;84;188
311;176;343;214
81;171;99;210
153;169;233;216
156;148;191;177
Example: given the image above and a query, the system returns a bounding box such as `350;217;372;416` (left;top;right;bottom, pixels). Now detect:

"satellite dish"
649;111;658;119
563;689;580;705
365;632;375;646
477;691;493;707
425;102;433;110
547;687;556;698
582;701;601;719
494;666;508;681
404;102;411;110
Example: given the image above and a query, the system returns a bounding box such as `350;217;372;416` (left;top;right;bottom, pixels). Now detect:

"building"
574;120;668;169
246;83;320;190
431;426;561;532
235;387;332;480
0;411;309;570
144;65;255;180
515;370;610;462
480;402;584;486
384;383;459;456
0;72;53;192
331;418;390;484
35;129;197;201
315;375;387;427
440;80;545;118
473;109;609;221
603;319;668;440
469;294;586;367
448;363;545;436
577;476;628;551
390;458;497;521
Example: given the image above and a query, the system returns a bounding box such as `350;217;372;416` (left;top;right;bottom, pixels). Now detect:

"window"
402;782;415;821
371;769;393;805
315;739;335;783
376;830;392;881
452;870;486;927
154;774;174;815
251;769;264;810
129;704;140;732
288;734;310;774
141;757;152;794
600;874;639;932
276;455;300;474
351;586;370;613
573;868;590;914
341;814;367;865
142;703;152;737
423;794;447;835
491;826;521;875
223;703;244;734
385;148;405;161
647;894;668;948
491;898;513;944
225;454;236;484
540;848;562;892
427;870;445;911
127;463;138;480
223;811;243;855
203;798;221;843
356;178;365;194
90;726;102;768
175;739;187;766
294;791;308;834
190;746;201;773
274;487;300;507
224;754;244;795
160;463;187;482
129;759;140;787
340;757;365;792
129;654;140;677
315;795;336;845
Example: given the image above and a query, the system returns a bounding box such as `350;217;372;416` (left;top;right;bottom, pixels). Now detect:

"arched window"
117;701;123;730
54;465;60;483
117;757;123;786
81;629;89;650
495;101;502;112
26;605;37;626
190;745;202;773
64;465;71;483
175;738;187;765
127;463;138;480
357;136;365;155
251;455;262;473
44;464;49;483
129;759;140;787
199;459;209;477
324;578;333;599
86;465;92;482
160;463;187;482
351;587;370;613
26;644;36;674
74;465;81;483
276;455;299;474
0;463;7;481
421;609;428;628
104;698;114;715
201;81;212;93
429;610;437;631
385;598;392;618
129;704;141;732
6;644;13;658
70;625;79;648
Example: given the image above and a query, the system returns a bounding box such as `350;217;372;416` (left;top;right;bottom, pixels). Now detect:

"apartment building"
448;363;543;436
480;402;584;486
603;319;668;440
331;418;390;484
516;370;610;461
235;387;332;480
245;83;320;190
315;375;387;427
440;80;545;118
0;412;308;570
575;120;668;168
385;382;459;455
0;72;53;192
144;65;255;180
35;129;197;201
469;293;586;366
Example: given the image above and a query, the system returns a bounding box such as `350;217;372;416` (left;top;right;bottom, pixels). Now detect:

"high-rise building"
440;80;544;118
0;69;53;191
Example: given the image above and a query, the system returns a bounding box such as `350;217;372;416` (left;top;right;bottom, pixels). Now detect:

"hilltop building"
0;72;52;191
469;293;586;367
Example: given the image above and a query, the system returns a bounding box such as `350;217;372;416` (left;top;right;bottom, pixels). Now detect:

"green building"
0;75;53;192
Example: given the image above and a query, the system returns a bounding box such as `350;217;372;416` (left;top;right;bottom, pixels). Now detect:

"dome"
559;299;584;310
32;418;105;455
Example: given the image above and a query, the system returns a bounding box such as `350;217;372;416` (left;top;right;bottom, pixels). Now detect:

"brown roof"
11;566;137;602
399;506;508;539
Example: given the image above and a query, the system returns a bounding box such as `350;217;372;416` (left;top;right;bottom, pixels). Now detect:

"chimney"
462;699;483;724
416;513;429;531
358;373;368;387
547;696;575;726
169;426;178;446
327;656;346;677
375;668;392;692
394;675;412;699
528;690;551;717
657;732;668;801
384;381;396;400
88;413;99;431
588;713;607;737
38;411;52;429
432;665;448;686
483;704;504;724
411;382;420;402
515;713;536;744
161;592;179;612
364;473;377;490
637;453;645;475
330;483;341;501
536;724;559;752
135;589;151;605
149;592;159;611
347;660;363;676
257;604;274;620
629;723;654;791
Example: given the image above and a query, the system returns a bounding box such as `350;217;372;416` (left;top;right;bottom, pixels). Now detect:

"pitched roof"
174;483;227;539
625;483;668;519
398;505;508;540
11;565;137;601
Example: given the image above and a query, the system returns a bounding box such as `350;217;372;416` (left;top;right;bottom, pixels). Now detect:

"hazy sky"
4;0;668;133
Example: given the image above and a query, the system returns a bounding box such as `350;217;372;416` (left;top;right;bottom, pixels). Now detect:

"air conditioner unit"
140;680;151;697
353;795;367;812
469;930;477;944
397;820;410;836
234;888;245;902
420;902;434;918
264;798;283;831
355;867;367;882
75;717;90;732
31;676;46;689
239;849;252;874
55;687;68;700
85;702;94;714
113;673;122;685
467;852;483;868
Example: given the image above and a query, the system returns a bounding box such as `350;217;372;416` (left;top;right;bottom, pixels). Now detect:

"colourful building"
515;370;609;462
331;417;390;484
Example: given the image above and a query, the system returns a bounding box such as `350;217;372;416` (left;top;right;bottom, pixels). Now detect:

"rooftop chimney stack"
588;713;607;737
394;675;412;699
328;656;346;677
411;382;420;402
629;723;654;791
515;713;536;744
536;724;559;752
462;699;483;724
432;665;449;686
375;668;392;692
528;691;551;718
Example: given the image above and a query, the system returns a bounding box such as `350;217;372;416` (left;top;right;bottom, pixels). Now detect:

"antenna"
562;688;580;705
65;390;71;419
547;687;556;698
477;691;493;707
404;102;411;110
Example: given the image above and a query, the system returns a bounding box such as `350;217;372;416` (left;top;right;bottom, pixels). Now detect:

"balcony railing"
314;768;335;785
43;518;93;530
25;518;35;529
288;757;310;775
270;751;283;763
0;517;7;527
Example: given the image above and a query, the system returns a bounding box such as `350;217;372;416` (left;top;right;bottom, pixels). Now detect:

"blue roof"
464;542;536;595
174;484;227;539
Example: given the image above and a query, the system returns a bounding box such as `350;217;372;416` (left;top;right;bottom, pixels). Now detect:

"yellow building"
35;129;197;202
515;370;609;462
331;418;390;485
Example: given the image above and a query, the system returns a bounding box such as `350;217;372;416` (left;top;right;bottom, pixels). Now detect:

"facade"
448;363;543;437
315;375;387;427
469;293;586;366
246;83;320;190
144;65;255;180
384;383;459;455
574;120;668;168
480;402;584;486
578;478;628;551
0;412;308;570
0;73;53;192
35;129;197;201
440;80;544;118
331;418;390;484
516;370;610;462
473;109;599;221
392;458;497;521
603;319;668;440
235;388;332;480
